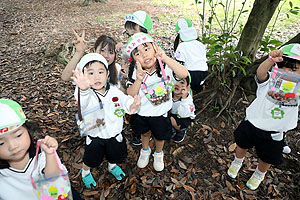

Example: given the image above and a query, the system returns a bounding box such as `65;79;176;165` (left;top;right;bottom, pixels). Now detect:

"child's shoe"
173;128;187;143
81;169;96;188
246;170;265;190
153;151;164;171
131;136;142;146
282;141;291;154
227;160;242;179
109;165;125;180
137;148;151;168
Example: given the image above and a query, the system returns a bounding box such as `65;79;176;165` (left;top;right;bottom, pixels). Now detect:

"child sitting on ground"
170;76;196;143
174;18;208;93
227;43;300;190
71;53;140;188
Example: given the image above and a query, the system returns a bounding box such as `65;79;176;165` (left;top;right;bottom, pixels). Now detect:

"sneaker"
173;128;186;143
227;160;242;179
283;144;291;154
81;169;96;189
246;171;265;190
109;165;125;180
137;148;151;168
153;151;164;171
131;136;142;146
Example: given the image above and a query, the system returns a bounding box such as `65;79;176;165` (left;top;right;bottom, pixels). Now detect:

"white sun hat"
125;10;153;33
175;18;198;42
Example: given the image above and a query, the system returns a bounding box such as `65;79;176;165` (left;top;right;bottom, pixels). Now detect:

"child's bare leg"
170;117;181;131
235;145;248;158
154;139;164;153
82;163;90;171
257;160;271;172
141;131;151;149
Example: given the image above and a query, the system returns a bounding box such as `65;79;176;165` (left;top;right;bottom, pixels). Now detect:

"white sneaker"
283;145;291;154
153;151;164;171
246;171;265;190
227;160;242;179
137;148;151;168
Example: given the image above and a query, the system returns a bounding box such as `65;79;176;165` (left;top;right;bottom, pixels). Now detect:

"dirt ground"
1;0;300;199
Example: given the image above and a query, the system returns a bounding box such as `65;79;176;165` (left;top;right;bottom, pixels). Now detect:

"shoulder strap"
77;88;82;121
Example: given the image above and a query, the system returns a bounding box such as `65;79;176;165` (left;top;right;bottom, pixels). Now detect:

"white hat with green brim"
175;18;198;42
0;99;27;135
125;10;153;33
77;53;108;72
126;32;154;55
280;43;300;61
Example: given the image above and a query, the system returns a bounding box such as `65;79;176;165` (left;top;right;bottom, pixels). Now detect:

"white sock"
255;167;266;176
108;163;116;171
234;155;244;163
142;147;150;151
81;168;90;177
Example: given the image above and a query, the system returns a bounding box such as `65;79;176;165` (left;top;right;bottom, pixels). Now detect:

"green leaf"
269;39;282;46
232;71;236;77
290;10;298;15
286;13;290;18
240;67;246;76
289;1;293;8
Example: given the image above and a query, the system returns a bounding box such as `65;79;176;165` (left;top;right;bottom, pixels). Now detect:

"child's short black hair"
174;34;180;52
125;21;148;34
277;56;300;70
0;121;36;169
94;35;118;85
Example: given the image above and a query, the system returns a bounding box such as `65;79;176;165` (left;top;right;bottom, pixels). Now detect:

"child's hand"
136;61;146;81
129;95;141;114
72;29;87;53
71;67;92;90
269;50;284;63
181;84;190;99
153;43;167;62
40;136;58;155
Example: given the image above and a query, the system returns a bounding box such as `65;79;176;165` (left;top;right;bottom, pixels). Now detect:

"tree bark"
236;0;281;60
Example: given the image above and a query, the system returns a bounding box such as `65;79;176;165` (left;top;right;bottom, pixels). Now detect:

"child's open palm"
129;95;141;114
72;29;87;53
71;67;92;90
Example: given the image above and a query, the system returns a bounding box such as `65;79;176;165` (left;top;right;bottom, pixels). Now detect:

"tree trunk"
236;0;281;60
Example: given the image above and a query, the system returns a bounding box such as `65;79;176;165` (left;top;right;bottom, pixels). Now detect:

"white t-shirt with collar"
75;85;134;139
175;40;208;72
127;64;176;117
246;73;299;134
171;94;196;119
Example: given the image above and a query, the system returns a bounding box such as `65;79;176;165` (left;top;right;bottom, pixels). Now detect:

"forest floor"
1;0;300;199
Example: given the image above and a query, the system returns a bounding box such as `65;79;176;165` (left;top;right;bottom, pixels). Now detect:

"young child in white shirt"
71;53;140;188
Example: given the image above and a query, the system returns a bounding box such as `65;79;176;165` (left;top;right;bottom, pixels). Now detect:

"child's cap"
126;32;154;55
280;43;300;61
0;99;27;135
175;18;198;42
77;53;108;72
125;10;153;33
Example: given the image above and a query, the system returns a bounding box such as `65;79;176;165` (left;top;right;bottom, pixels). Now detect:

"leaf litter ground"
1;0;300;199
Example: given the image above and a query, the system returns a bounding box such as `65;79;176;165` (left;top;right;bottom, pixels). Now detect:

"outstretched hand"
269;49;284;63
129;95;141;114
40;136;58;155
72;29;87;53
136;61;146;81
71;67;92;90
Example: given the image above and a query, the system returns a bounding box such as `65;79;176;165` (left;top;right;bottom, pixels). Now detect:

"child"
174;18;208;92
0;99;79;199
126;33;188;171
71;53;141;188
227;43;300;190
170;76;196;143
62;30;120;88
121;10;153;146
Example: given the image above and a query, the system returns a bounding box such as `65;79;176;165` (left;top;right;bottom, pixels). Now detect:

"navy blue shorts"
234;120;285;165
83;134;127;168
189;70;208;92
131;113;173;140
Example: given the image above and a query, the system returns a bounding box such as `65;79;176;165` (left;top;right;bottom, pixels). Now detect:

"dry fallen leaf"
213;128;221;135
228;143;237;152
178;160;187;170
